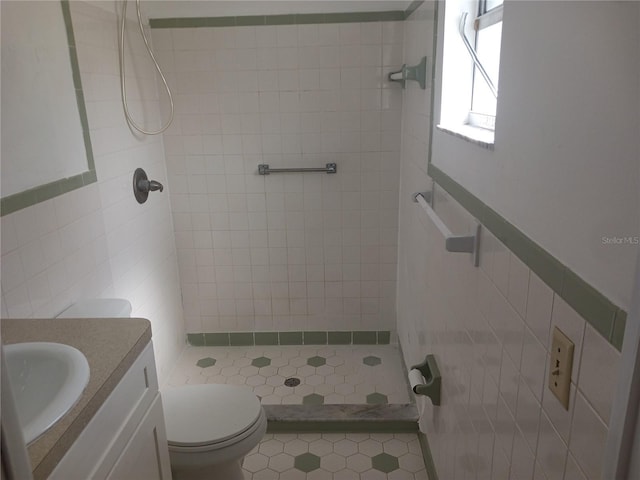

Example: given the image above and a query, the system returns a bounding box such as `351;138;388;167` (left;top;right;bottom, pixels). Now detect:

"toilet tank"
57;299;132;318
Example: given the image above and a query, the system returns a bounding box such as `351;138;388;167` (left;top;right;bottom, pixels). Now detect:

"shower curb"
264;404;419;433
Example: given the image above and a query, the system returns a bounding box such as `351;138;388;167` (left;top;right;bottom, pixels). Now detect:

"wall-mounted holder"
409;354;441;406
388;56;428;90
413;191;481;267
133;168;164;204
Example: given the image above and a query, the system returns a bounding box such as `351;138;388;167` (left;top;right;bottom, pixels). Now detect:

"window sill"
436;124;495;150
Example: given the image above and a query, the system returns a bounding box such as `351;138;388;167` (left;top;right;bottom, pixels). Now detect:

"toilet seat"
162;385;263;451
166;409;266;454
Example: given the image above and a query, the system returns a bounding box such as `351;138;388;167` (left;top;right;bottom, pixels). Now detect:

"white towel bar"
414;191;480;267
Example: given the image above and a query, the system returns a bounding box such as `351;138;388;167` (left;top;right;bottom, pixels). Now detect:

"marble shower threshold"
264;404;419;433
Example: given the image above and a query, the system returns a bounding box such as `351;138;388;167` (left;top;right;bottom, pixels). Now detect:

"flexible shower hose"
119;0;174;135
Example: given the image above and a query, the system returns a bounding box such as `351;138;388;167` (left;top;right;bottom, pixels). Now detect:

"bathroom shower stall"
149;12;405;339
148;0;420;422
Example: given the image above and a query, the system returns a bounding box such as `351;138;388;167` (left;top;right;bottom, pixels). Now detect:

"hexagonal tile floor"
168;345;411;405
242;433;428;479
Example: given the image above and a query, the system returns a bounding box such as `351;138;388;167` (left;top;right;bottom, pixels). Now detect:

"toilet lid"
162;385;262;447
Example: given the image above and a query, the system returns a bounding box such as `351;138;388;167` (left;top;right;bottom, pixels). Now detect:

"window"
469;0;503;130
437;0;504;145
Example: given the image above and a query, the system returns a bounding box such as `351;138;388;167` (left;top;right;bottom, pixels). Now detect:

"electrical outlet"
548;326;574;410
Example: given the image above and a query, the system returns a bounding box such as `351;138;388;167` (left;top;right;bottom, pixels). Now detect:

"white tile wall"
400;185;621;480
0;1;185;382
396;3;622;480
151;19;404;333
577;324;620;425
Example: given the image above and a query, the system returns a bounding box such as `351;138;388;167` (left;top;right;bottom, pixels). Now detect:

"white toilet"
162;384;267;480
57;299;268;480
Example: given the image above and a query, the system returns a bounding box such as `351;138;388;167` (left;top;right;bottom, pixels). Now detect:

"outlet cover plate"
548;326;574;410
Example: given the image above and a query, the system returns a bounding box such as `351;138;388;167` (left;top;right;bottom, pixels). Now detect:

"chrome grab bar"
258;163;337;175
413;191;481;267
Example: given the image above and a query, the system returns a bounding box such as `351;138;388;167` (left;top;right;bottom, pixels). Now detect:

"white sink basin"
4;342;90;444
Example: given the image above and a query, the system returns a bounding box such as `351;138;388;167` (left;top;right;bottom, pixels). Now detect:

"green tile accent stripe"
2;0;97;217
377;331;391;344
186;331;392;346
404;1;426;19
418;432;439;480
303;331;327;345
353;331;377;345
254;332;279;345
612;310;627;351
279;331;303;345
562;269;616;340
236;16;266;27
425;0;440;173
265;14;296;25
427;163;627;350
204;332;229;346
230;332;254;346
150;10;405;29
186;333;206;346
328;331;352;345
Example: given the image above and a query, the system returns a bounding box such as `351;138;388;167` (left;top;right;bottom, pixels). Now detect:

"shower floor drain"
284;377;301;387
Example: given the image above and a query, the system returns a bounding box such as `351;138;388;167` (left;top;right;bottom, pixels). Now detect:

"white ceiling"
142;1;413;19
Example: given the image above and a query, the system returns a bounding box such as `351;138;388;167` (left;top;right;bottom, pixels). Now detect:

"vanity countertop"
2;317;152;480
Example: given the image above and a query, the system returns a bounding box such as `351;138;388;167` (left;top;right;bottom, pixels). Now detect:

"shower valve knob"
133;168;164;204
142;180;164;192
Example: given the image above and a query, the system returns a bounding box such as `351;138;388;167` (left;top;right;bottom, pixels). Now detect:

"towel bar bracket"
445;222;481;266
412;191;432;204
445;235;475;253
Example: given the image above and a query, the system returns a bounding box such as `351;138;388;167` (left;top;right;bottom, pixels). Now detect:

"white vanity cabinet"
49;343;172;480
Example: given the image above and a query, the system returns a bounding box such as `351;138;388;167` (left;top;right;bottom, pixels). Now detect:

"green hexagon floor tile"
196;357;216;368
366;392;388;405
307;355;326;367
372;452;400;473
251;356;272;368
302;393;325;405
363;355;382;366
294;452;321;472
